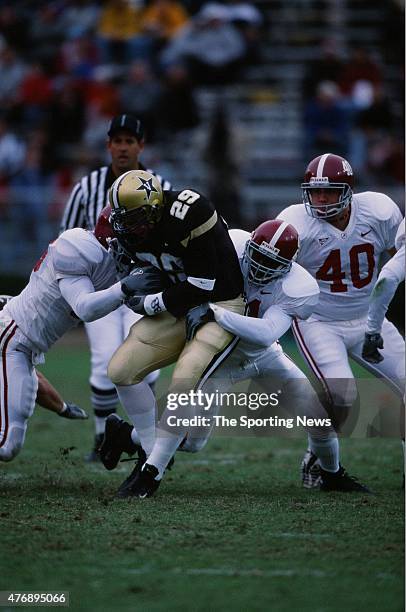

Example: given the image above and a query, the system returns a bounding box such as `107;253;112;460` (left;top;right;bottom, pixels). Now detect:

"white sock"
116;382;156;455
95;415;107;436
147;429;184;479
308;434;340;473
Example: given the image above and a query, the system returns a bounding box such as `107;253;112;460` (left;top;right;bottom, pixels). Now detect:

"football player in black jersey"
98;169;244;498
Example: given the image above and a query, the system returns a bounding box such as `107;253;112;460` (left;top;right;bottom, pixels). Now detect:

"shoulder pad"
229;229;250;258
282;263;320;298
355;192;399;222
52;229;103;275
395;219;405;250
277;204;309;236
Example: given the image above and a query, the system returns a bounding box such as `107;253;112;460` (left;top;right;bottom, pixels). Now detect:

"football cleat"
60;402;88;420
320;465;372;493
99;414;136;471
301;449;321;489
85;433;104;463
117;463;161;499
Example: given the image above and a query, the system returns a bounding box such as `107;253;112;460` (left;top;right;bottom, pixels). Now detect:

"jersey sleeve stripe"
180;211;218;247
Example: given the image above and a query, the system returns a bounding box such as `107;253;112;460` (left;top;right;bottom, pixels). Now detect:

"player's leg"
85;309;125;460
117;296;245;497
107;311;186;457
292;318;370;492
122;306;160;392
0;325;38;462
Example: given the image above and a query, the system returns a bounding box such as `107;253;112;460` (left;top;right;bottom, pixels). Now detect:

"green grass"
0;332;403;612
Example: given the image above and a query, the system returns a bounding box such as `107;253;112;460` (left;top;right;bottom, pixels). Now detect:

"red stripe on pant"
0;322;17;449
292;317;333;405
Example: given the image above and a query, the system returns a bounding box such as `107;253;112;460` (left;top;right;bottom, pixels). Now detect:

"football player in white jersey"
0;295;88;420
0;227;162;462
362;219;405;364
277;153;405;487
101;221;370;498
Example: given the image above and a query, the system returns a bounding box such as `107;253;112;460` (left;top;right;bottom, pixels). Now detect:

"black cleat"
117;463;161;499
320;465;372;493
116;446;147;497
99;414;136;470
85;433;104;463
301;449;321;489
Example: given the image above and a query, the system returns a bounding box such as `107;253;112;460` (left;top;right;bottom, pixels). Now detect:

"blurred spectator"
59;33;100;81
97;0;144;64
161;3;246;85
303;80;351;159
339;47;382;97
224;1;264;63
58;0;100;40
46;79;86;161
29;4;65;65
0;117;26;183
119;60;162;141
16;62;53;127
203;105;243;228
10;130;54;244
0;5;31;56
82;67;121;149
0;46;26;110
157;63;199;136
140;0;189;57
302;38;345;100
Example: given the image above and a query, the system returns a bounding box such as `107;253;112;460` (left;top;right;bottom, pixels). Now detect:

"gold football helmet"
109;170;164;253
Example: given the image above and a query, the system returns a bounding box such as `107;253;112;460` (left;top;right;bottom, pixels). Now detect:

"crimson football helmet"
243;220;299;285
94;204;114;248
302;153;354;219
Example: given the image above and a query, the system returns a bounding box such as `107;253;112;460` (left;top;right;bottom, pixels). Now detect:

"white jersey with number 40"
277;192;403;321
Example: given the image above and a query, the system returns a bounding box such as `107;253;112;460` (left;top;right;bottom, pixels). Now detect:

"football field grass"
0;331;403;612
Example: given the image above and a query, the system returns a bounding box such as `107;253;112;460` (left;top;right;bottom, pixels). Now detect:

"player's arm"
210;303;293;348
366;246;405;335
59;275;124;322
35;370;88;419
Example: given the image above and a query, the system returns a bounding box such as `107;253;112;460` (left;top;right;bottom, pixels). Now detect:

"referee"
60;114;171;461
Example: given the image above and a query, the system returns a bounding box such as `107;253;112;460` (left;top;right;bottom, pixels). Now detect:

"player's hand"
185;303;215;341
362;333;384;363
121;267;168;297
125;294;146;314
59;402;89;419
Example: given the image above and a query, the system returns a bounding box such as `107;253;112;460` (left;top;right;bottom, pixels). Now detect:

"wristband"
144;292;167;316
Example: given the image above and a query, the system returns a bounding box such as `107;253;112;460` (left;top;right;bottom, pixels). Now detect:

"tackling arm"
210;303;292;348
59;276;124;322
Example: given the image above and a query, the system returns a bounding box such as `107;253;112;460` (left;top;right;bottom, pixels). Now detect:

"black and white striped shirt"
60;164;172;232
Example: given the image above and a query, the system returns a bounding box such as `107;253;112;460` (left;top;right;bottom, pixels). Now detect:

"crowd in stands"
0;0;403;259
0;0;263;238
302;38;404;184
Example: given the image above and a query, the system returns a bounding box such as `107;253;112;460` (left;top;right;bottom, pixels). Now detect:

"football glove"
59;402;89;419
362;333;384;364
185;303;215;341
124;294;146;314
121;266;169;297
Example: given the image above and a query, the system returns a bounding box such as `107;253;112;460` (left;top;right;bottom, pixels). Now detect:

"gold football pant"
108;297;245;391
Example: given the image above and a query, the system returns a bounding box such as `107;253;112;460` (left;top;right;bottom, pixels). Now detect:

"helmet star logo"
136;177;158;200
